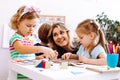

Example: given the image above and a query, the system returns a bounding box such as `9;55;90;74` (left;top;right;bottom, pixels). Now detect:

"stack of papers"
85;65;120;73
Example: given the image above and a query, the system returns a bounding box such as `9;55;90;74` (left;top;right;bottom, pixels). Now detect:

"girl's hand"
43;51;58;60
47;50;58;60
35;55;44;60
79;56;88;63
38;46;58;60
61;52;72;60
38;47;55;59
53;50;58;59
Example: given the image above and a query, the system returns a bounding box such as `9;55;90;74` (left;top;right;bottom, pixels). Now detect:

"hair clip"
18;6;41;20
27;6;41;13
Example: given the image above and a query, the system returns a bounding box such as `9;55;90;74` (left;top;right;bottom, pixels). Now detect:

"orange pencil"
115;45;118;54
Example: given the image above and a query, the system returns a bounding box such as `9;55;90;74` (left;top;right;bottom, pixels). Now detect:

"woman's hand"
61;52;72;60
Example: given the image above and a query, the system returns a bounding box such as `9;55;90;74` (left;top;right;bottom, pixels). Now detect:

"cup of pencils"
107;54;119;68
106;41;119;68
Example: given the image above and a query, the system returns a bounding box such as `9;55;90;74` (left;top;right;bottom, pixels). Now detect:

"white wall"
0;0;120;80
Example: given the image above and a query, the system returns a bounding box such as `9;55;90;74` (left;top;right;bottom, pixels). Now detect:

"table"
7;61;120;80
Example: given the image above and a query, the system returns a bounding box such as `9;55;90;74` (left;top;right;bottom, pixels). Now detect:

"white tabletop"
8;61;120;80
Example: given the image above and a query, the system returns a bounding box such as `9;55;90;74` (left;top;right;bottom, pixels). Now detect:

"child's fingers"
66;53;71;60
54;50;58;57
61;54;65;60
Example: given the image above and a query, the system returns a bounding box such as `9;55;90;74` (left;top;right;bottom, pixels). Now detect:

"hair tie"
90;19;100;30
18;6;41;20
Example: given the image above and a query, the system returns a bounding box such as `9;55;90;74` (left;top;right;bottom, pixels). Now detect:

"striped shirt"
9;33;35;59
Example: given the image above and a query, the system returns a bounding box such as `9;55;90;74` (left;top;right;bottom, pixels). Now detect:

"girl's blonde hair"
76;19;106;50
10;6;40;30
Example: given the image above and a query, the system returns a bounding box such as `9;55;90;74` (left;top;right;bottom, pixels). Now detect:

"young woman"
48;23;80;59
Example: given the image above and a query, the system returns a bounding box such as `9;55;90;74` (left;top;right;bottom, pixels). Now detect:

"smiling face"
17;18;39;36
52;27;69;47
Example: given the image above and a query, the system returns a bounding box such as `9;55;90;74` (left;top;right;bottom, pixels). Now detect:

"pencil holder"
117;53;120;67
107;54;119;68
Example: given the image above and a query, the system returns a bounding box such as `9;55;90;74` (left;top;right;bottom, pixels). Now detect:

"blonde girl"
9;6;56;60
62;19;106;65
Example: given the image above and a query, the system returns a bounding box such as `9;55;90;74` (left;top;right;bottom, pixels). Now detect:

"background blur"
0;0;120;80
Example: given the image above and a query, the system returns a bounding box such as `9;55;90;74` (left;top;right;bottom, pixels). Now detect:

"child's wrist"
38;46;47;54
85;59;89;64
36;46;39;53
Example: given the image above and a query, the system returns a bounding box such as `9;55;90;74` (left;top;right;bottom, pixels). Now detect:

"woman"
48;23;80;59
